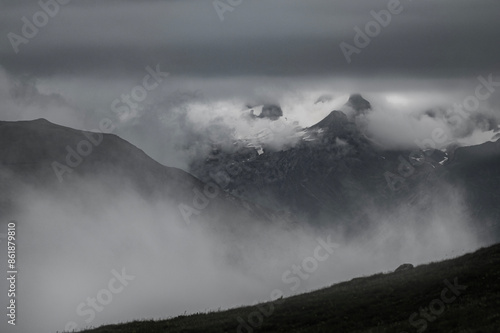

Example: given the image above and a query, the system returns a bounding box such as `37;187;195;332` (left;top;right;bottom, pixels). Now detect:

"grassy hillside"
78;243;500;333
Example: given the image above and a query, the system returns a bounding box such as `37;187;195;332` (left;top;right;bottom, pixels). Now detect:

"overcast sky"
1;0;499;78
1;0;500;168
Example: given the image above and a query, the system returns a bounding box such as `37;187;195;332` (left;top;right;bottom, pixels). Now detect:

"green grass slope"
78;243;500;333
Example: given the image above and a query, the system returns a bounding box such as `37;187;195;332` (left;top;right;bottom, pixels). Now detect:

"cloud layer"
1;0;499;77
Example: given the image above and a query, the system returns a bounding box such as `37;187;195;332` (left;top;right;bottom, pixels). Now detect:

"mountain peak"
0;118;53;127
346;94;371;113
247;104;283;121
311;110;349;130
307;110;358;140
32;118;51;123
259;104;283;120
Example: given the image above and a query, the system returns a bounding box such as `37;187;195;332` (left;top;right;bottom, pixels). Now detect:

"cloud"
2;65;499;173
0;67;86;128
0;166;483;332
1;0;499;77
361;89;500;150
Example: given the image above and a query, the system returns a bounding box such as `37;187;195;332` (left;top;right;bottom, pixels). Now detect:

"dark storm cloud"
0;0;499;78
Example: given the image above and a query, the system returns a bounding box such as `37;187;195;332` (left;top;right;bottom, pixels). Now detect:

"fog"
0;165;485;332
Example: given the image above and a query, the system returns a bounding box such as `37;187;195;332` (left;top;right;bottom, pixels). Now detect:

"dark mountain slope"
0;119;285;228
80;242;500;333
0;119;197;196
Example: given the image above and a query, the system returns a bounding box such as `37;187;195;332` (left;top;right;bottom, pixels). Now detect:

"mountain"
2;102;500;333
257;104;283;120
79;241;500;333
246;104;284;121
190;95;500;240
345;93;372;114
190;96;381;228
0;119;287;230
446;139;500;229
307;110;354;138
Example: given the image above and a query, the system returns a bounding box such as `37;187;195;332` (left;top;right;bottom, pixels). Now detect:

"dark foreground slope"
80;242;500;333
